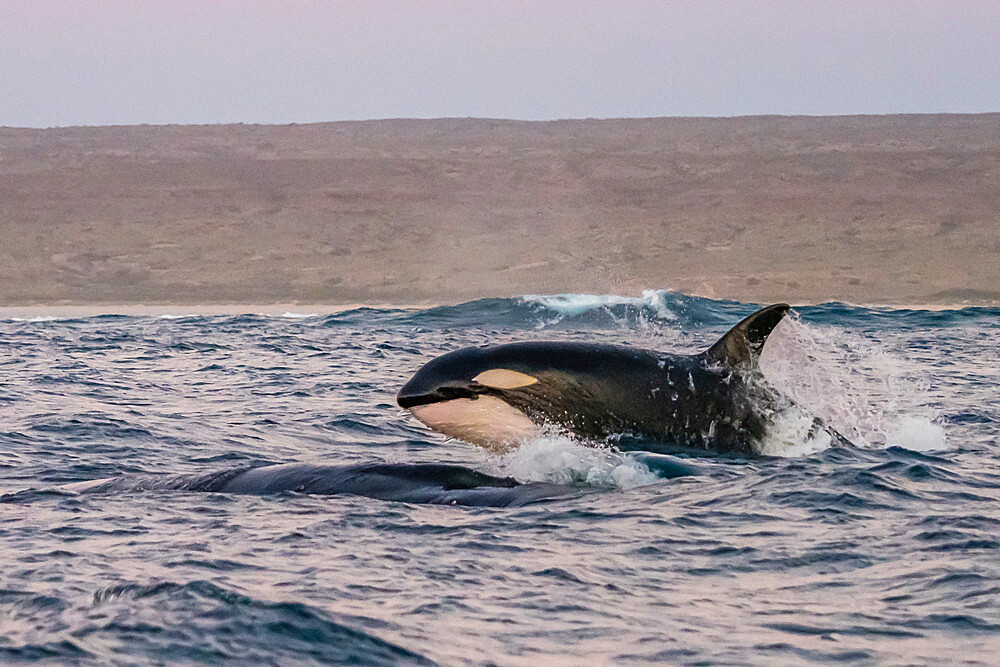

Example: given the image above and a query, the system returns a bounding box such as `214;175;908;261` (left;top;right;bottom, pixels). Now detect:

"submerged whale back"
52;463;577;507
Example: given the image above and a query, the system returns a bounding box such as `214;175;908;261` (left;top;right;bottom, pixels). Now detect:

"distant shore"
2;114;999;307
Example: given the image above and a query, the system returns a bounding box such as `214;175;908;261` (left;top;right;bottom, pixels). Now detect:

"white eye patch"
473;368;539;389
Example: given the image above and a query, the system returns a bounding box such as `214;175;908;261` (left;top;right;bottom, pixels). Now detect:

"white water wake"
487;434;663;490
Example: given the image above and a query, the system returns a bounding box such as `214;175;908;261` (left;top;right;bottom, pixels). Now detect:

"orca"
37;462;577;507
397;303;849;455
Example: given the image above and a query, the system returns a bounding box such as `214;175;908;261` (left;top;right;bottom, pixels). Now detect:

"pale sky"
2;0;999;127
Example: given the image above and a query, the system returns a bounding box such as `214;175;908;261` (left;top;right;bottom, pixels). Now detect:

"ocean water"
1;291;998;664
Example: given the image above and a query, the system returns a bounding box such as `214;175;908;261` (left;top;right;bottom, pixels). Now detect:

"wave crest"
521;289;678;319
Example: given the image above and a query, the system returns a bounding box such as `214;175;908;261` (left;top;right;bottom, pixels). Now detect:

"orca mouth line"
397;385;482;409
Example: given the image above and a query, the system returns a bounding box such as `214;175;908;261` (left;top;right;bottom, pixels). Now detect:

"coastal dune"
1;114;998;307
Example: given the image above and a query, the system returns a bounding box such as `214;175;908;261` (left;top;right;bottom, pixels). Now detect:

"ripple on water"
0;294;998;663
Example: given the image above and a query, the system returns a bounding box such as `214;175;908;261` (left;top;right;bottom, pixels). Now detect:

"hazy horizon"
3;0;999;128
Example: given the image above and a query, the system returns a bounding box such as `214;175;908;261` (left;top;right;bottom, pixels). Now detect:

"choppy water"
2;291;998;664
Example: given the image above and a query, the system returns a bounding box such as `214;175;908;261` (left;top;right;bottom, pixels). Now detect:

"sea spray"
488;434;662;489
759;314;947;451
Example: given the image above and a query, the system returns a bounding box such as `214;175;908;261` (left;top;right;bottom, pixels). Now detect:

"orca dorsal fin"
703;303;790;369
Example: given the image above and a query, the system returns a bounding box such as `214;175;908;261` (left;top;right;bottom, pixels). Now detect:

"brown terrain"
0;114;998;308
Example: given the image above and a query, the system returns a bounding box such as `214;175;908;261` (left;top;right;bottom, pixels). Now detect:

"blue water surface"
1;292;998;664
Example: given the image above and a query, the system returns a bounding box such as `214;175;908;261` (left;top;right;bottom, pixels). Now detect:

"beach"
2;114;998;308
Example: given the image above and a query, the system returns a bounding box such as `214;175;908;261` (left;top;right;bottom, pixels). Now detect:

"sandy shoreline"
2;115;999;307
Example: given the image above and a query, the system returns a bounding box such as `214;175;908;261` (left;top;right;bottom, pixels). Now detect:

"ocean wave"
5;290;997;328
3;580;430;663
74;580;431;664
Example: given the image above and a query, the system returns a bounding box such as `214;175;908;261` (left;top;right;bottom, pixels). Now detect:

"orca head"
397;345;545;450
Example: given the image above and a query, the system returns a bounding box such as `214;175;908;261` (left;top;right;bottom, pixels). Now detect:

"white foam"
9;316;61;323
522;289;677;320
279;312;318;319
886;416;948;452
756;406;835;458
488;434;661;490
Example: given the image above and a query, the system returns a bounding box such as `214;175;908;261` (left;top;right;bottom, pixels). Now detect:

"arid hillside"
1;114;998;306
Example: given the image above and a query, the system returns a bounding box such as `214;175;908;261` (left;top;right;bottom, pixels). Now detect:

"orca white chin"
408;396;541;452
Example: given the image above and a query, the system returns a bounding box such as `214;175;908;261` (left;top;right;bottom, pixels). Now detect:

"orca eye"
473;369;539;389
